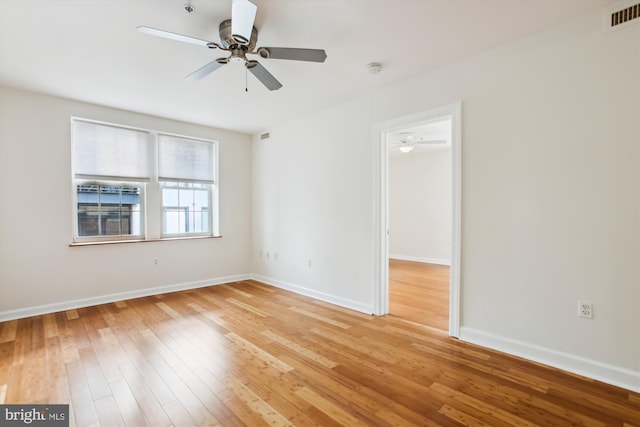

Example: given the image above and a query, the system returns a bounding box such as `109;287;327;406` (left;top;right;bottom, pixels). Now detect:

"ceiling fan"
390;132;447;153
137;0;327;91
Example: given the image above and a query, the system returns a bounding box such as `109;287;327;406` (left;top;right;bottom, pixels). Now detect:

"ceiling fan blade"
415;140;447;145
137;26;211;47
231;0;257;44
186;60;226;80
247;61;282;91
257;47;327;63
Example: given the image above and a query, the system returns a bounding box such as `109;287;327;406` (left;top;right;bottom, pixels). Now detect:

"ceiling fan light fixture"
397;131;416;142
399;146;414;153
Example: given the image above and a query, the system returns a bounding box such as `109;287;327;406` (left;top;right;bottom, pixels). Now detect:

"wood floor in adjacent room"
389;259;449;330
1;280;639;426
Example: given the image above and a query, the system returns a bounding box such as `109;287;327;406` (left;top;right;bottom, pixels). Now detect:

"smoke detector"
367;63;382;74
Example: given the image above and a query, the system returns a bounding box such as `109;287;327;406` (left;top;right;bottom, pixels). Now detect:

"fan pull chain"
245;66;248;92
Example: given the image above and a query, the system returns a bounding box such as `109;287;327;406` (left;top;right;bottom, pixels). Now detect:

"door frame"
372;102;461;337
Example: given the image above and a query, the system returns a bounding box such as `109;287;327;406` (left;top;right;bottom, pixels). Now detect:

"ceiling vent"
260;132;270;141
606;1;639;30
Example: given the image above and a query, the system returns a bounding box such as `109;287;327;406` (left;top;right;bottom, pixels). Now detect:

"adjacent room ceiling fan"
137;0;327;91
390;132;447;153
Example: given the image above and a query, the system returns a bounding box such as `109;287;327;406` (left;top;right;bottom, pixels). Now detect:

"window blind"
158;134;215;184
72;119;151;181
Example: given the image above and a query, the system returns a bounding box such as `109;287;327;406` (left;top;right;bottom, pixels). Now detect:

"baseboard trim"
389;254;451;265
251;274;374;315
459;327;640;393
0;274;252;322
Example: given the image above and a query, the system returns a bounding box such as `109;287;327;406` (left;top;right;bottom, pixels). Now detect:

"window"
158;134;216;238
71;118;218;243
77;183;142;238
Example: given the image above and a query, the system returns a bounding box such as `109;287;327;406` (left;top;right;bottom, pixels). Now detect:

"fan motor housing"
219;19;258;50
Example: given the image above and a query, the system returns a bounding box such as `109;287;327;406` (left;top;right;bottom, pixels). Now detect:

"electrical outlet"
153;258;159;265
266;251;270;260
307;258;312;268
577;300;593;318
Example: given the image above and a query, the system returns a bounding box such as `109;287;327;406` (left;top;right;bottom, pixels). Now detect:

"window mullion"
97;186;102;237
144;131;160;240
191;186;196;233
119;186;124;236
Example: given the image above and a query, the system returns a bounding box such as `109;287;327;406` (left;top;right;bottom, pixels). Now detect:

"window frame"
73;180;146;242
70;117;219;244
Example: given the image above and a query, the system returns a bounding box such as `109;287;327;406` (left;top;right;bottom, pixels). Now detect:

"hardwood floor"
389;259;450;330
1;280;639;426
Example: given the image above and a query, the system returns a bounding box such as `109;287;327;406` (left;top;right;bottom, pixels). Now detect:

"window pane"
105;217;121;235
77;204;99;237
163;209;184;234
194;189;208;208
162;187;179;207
179;188;194;210
161;182;211;235
76;183;142;238
193;189;209;233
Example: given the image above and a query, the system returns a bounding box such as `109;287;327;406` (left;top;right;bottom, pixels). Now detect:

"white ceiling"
0;0;614;134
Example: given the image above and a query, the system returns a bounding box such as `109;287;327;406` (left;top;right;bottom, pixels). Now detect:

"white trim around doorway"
372;102;462;337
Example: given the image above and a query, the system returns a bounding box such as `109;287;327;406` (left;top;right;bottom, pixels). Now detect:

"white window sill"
69;235;222;247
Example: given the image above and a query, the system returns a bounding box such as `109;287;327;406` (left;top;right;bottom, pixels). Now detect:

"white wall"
0;86;253;318
389;148;451;264
252;9;639;390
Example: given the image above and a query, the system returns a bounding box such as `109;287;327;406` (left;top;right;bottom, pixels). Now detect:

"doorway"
372;103;461;337
388;117;452;330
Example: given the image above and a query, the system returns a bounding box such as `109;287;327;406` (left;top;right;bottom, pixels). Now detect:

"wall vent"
606;2;639;30
260;132;270;141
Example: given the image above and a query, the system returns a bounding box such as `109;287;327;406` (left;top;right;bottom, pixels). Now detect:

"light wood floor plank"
224;376;293;427
294;386;370;427
119;362;174;427
169;380;222;427
287;306;351;329
0;320;18;343
163;400;199;427
65;358;99;427
109;378;150;427
438;404;492;426
94;394;126;427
